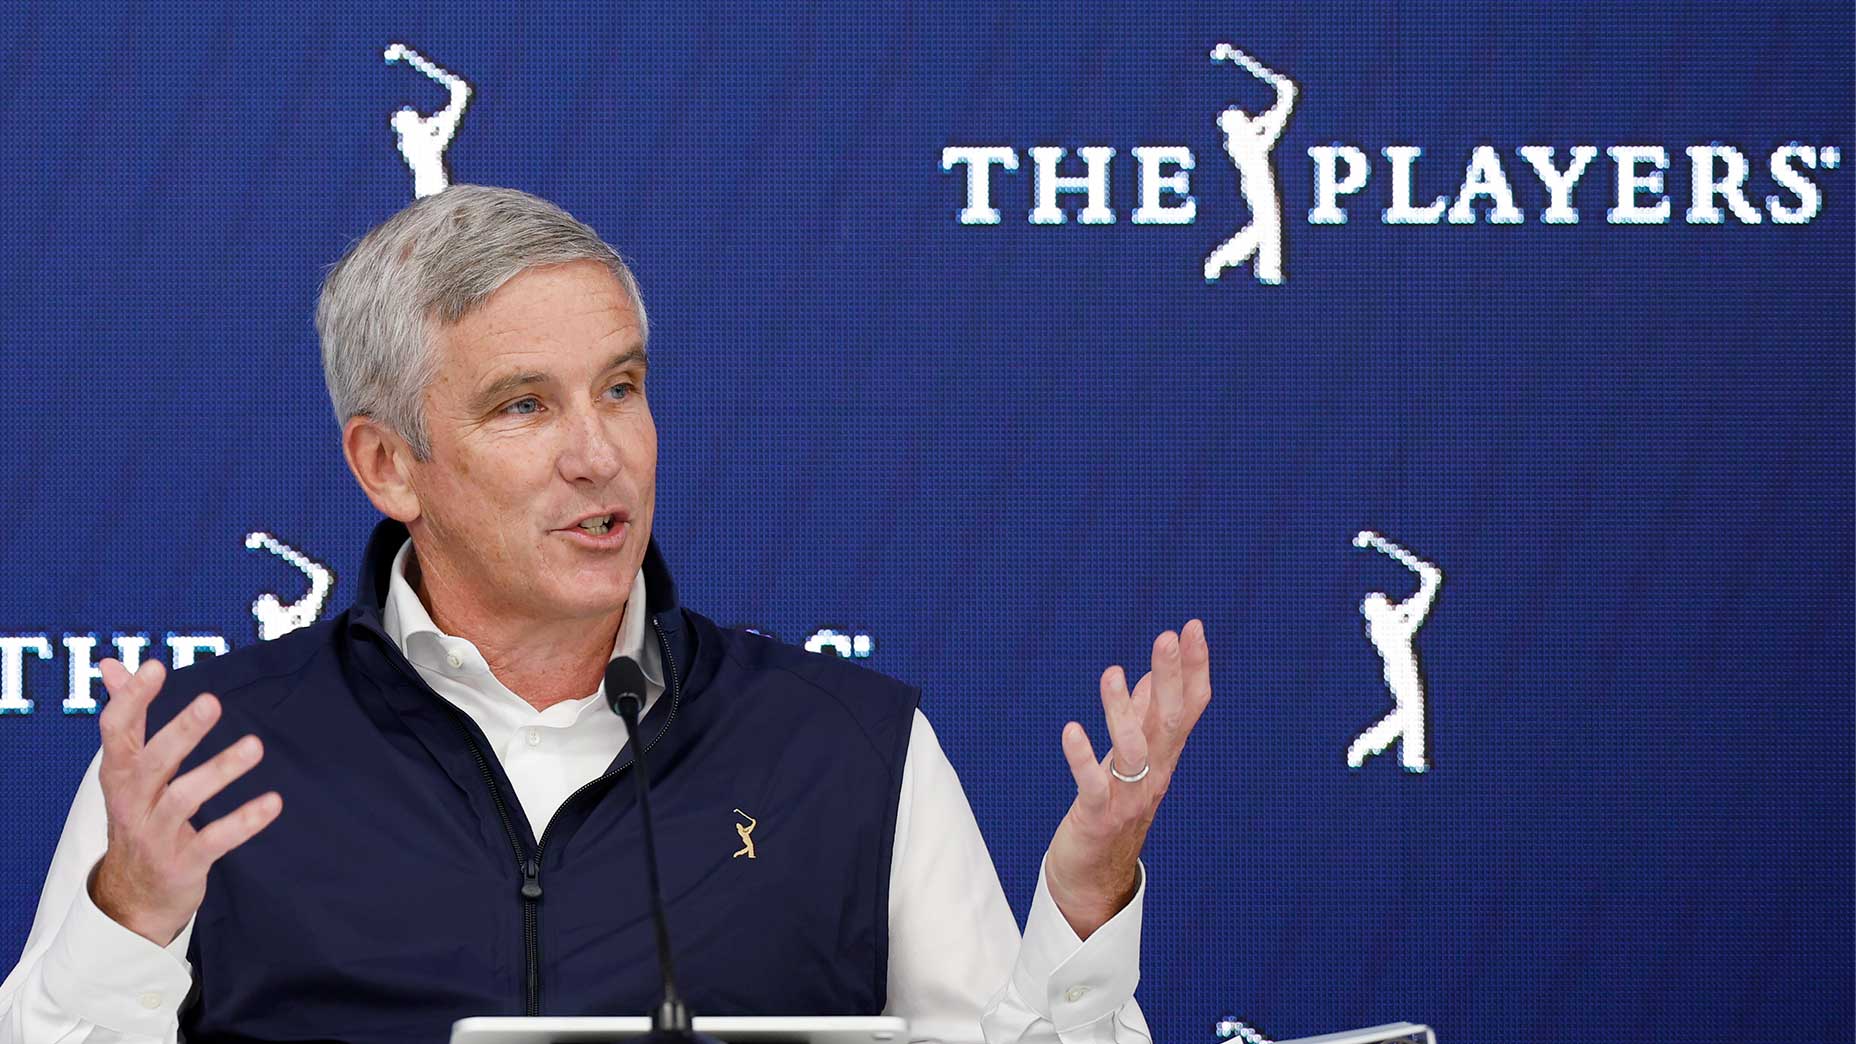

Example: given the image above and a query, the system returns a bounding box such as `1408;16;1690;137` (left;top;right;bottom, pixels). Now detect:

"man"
0;186;1213;1042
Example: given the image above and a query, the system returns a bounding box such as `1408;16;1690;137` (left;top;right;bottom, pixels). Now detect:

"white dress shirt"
0;539;1150;1043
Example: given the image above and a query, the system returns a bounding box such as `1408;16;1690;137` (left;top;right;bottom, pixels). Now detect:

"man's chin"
545;590;632;627
553;564;639;614
544;528;644;602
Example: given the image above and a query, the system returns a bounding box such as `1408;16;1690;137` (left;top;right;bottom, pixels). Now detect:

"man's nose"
557;406;626;483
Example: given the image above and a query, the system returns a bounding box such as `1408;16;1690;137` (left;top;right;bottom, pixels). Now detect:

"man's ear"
342;416;421;523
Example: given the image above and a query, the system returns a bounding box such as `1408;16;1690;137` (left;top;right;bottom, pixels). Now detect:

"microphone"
604;657;718;1044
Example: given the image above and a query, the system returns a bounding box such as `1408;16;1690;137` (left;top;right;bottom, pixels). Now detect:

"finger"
1097;664;1128;711
1130;670;1155;736
133;657;167;688
157;735;263;824
1152;630;1185;735
97;658;165;759
1180;619;1213;729
1060;721;1108;808
123;658;168;705
189;792;283;869
139;692;223;786
1099;665;1147;777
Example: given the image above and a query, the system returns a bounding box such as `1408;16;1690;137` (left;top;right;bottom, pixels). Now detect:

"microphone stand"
608;655;720;1044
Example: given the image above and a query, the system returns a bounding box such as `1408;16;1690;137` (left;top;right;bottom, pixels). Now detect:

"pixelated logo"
0;532;335;716
384;43;472;198
244;532;335;642
939;43;1843;285
1348;532;1439;773
1202;45;1296;284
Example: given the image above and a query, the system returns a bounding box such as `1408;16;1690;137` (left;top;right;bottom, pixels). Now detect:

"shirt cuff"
1012;855;1145;1034
40;860;195;1036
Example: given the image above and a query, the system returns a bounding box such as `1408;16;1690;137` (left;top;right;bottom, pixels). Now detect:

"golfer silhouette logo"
1204;44;1297;285
1347;531;1439;772
244;531;335;641
733;809;758;860
383;43;472;198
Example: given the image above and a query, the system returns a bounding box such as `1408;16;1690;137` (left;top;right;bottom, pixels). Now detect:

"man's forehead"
456;329;646;373
437;284;643;381
476;346;646;382
441;261;640;350
462;294;642;340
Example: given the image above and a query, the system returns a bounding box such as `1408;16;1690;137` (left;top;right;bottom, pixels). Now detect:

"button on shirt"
0;538;1150;1043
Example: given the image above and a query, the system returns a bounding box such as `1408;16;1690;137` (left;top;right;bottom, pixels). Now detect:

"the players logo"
733;809;758;859
384;43;472;198
1348;531;1439;773
939;43;1840;284
1203;44;1297;284
245;532;335;641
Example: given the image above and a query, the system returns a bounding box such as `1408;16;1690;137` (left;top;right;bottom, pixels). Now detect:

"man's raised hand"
89;658;282;947
1045;620;1213;939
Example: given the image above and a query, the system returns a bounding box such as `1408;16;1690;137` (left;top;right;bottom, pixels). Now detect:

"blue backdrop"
1;2;1850;1041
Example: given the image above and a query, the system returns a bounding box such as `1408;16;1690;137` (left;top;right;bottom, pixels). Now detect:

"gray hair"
316;184;648;461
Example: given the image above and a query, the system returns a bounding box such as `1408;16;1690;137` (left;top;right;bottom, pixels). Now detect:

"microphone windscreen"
604;656;649;718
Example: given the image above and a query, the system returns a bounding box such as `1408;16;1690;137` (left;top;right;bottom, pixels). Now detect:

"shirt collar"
379;537;663;691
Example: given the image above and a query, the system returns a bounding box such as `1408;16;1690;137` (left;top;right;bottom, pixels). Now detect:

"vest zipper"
439;615;684;1016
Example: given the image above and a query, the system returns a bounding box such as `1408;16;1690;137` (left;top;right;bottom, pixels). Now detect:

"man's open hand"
1045;620;1212;939
89;658;283;947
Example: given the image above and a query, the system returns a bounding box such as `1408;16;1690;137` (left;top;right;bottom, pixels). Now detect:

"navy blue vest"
144;519;919;1043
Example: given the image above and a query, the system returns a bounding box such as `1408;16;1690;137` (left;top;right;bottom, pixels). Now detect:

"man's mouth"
561;508;631;537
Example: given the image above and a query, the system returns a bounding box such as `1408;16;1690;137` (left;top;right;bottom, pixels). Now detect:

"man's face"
405;259;655;627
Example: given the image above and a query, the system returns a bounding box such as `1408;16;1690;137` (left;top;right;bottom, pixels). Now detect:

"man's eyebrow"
603;348;649;375
467;370;548;414
467;349;648;413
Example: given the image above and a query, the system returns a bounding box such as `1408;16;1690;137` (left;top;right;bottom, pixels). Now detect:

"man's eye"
504;398;540;415
609;382;634;400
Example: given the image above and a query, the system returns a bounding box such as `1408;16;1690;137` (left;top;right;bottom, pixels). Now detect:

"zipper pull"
520;858;543;900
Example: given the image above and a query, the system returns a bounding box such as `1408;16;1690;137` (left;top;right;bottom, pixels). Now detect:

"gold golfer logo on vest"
732;809;757;860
